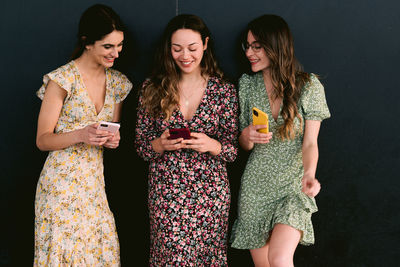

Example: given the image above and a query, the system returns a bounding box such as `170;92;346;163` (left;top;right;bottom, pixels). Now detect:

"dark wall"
2;0;400;266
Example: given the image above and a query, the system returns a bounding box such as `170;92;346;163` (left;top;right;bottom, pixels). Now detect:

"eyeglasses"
242;41;263;52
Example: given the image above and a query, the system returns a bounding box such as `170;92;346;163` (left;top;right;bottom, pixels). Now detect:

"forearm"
302;143;319;178
112;103;122;122
36;129;83;151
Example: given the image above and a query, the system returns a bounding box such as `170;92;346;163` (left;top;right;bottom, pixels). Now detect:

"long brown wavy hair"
247;15;311;140
141;14;224;120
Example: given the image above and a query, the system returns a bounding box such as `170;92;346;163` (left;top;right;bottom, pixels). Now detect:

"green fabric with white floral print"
231;72;330;249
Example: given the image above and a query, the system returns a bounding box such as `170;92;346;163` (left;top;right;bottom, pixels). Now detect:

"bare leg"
267;224;301;267
250;242;270;267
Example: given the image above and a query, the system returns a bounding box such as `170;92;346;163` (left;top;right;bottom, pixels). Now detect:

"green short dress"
230;72;330;249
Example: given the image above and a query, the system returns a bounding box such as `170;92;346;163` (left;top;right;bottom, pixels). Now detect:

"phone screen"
168;128;191;140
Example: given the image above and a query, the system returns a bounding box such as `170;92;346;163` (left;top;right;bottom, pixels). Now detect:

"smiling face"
245;31;270;74
170;29;208;75
85;30;124;68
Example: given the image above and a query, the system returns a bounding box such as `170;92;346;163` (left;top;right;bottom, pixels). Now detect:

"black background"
1;0;400;266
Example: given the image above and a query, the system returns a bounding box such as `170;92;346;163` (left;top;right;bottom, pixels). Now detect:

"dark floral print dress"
135;77;238;266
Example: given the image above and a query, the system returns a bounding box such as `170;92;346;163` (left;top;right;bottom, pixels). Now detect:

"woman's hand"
242;124;272;143
181;132;221;156
79;123;114;146
151;129;184;154
301;175;321;197
239;124;272;150
103;129;121;149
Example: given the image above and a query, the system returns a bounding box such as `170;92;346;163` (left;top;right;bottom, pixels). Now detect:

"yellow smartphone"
252;107;269;133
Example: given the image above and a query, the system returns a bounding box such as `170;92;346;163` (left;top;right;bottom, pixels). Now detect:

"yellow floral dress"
34;61;132;266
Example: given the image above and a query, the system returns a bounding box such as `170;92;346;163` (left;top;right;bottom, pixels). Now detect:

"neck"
180;69;204;85
262;69;274;94
75;52;105;77
262;67;271;81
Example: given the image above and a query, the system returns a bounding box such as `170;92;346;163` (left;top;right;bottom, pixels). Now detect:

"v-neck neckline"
258;72;282;123
178;78;210;123
72;60;108;117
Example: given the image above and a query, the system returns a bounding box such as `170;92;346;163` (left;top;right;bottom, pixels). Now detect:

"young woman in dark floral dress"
135;14;238;266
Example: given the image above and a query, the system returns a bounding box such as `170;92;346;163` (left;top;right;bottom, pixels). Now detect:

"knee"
268;252;293;267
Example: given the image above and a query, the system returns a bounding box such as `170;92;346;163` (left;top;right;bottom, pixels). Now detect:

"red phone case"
168;128;191;140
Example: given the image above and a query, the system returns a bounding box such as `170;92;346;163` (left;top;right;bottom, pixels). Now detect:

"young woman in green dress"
231;15;330;267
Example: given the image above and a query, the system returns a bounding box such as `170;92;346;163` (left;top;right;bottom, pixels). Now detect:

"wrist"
151;138;164;154
303;173;315;180
74;128;84;144
239;132;253;151
209;139;222;156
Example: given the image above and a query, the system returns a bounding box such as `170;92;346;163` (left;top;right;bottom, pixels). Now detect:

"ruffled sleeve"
109;69;133;103
238;74;252;132
301;74;331;121
36;62;76;101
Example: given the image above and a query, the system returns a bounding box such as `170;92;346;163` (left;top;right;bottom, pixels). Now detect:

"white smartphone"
97;121;120;134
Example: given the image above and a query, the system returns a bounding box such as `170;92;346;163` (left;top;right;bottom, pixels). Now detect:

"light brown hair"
247;14;311;140
141;14;223;119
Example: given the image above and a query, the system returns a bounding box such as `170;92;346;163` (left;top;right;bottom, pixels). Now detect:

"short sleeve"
238;73;251;132
36;63;75;100
301;74;331;121
109;69;133;103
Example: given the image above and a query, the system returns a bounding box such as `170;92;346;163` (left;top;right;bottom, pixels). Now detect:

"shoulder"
300;73;328;107
142;78;152;88
107;68;133;96
47;61;76;80
45;61;78;87
208;76;236;94
238;72;260;97
238;72;261;88
108;68;131;83
299;73;331;120
302;73;323;90
37;61;76;100
239;73;251;83
240;72;260;83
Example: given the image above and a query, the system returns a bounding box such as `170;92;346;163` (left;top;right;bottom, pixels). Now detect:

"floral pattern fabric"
34;61;132;266
135;77;238;266
230;72;330;249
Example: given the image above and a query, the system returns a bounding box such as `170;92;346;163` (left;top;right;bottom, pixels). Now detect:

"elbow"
36;136;48;151
302;141;318;151
36;141;46;151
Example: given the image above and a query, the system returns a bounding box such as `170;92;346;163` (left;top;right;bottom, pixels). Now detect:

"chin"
103;62;115;68
180;68;195;74
102;57;115;67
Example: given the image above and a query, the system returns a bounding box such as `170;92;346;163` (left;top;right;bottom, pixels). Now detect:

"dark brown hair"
247;14;311;140
71;4;126;59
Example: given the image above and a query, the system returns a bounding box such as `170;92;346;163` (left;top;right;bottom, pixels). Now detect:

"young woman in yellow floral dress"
34;4;132;266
